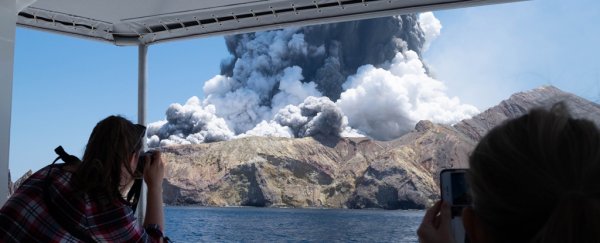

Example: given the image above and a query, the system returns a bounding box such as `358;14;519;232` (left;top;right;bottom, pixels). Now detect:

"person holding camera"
0;115;166;242
418;104;600;243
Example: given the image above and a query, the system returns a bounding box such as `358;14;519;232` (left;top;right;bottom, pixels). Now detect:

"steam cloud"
338;51;478;140
147;13;478;147
418;12;442;51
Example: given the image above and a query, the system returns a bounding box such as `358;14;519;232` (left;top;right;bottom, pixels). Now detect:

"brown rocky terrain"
160;86;600;209
161;123;475;209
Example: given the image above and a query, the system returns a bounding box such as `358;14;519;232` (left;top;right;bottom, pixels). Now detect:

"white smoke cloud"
271;66;322;113
418;12;442;51
202;85;268;133
337;51;479;140
203;75;239;96
237;120;294;138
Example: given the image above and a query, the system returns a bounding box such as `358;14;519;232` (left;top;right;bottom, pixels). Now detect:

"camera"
440;168;472;243
134;151;153;178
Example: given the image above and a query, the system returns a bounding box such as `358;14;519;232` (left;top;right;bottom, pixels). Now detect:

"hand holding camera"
136;150;165;189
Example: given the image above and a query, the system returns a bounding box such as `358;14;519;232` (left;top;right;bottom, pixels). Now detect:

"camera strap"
126;178;143;213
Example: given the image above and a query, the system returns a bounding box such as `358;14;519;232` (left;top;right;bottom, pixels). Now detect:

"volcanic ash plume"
147;13;478;147
147;97;234;147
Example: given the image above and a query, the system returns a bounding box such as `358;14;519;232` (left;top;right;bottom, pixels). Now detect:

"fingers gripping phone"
440;169;472;243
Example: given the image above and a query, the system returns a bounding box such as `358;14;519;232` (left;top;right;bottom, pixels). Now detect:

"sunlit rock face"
160;86;600;209
160;125;474;209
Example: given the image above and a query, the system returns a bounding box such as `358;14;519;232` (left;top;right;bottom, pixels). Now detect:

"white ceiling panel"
16;0;523;45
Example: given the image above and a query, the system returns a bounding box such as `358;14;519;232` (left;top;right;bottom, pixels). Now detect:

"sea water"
164;206;424;242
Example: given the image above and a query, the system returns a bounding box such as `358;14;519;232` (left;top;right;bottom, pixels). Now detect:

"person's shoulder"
10;165;53;193
25;164;72;181
0;167;52;216
10;164;78;204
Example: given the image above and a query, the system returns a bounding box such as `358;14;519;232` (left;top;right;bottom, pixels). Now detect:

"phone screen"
451;172;470;206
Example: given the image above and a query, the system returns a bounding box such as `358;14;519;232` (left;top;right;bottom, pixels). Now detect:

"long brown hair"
468;103;600;242
73;115;145;201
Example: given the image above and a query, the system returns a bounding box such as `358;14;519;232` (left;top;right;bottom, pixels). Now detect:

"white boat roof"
17;0;522;46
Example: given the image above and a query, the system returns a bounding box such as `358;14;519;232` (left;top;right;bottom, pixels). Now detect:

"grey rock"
415;120;434;132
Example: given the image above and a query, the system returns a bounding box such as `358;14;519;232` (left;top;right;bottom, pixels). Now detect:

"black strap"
126;178;143;213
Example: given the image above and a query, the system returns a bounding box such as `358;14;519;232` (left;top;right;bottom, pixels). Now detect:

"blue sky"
424;0;600;108
8;0;600;178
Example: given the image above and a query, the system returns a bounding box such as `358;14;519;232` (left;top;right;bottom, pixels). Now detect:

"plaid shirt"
0;165;163;242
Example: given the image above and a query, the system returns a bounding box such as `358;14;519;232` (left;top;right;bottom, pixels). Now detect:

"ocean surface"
164;206;424;242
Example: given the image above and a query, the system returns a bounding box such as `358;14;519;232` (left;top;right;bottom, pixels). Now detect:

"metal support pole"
138;45;147;126
0;0;17;206
136;44;148;223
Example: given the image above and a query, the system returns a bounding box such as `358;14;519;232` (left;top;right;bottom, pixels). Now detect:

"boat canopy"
17;0;521;45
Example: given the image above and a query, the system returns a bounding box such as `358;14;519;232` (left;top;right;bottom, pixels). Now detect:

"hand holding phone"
440;169;472;243
417;200;454;243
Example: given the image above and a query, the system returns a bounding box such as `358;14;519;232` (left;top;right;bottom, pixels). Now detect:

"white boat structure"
0;0;523;220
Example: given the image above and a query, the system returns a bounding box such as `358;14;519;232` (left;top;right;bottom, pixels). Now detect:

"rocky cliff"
160;86;599;209
454;86;600;141
161;123;474;209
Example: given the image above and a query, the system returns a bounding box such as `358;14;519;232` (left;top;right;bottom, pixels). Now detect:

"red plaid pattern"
0;165;163;242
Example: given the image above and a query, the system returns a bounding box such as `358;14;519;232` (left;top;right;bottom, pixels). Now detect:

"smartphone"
440;169;471;243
